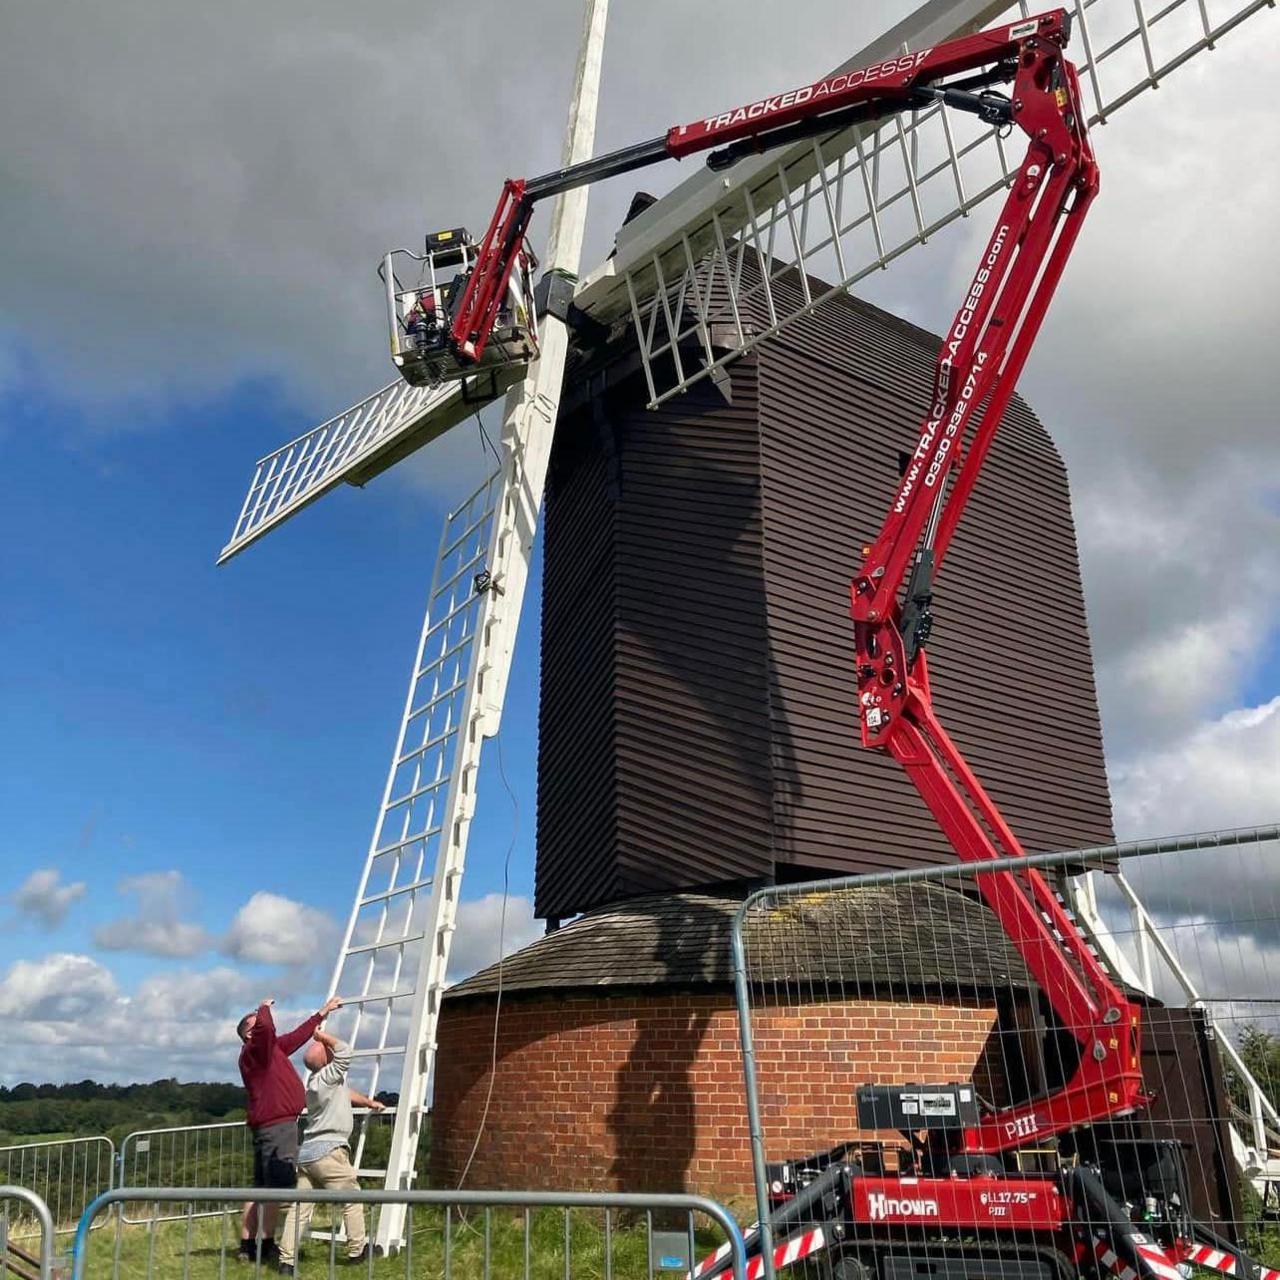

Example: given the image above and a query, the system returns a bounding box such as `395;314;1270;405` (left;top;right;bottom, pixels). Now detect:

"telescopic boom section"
451;9;1144;1152
847;31;1144;1153
450;10;1073;365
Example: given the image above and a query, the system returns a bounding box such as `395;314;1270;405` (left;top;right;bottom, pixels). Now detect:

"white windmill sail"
573;0;1274;406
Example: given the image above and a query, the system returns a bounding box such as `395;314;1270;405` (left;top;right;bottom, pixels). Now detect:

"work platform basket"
380;229;538;388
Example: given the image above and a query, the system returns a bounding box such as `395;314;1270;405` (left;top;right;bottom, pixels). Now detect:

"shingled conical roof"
445;881;1034;1001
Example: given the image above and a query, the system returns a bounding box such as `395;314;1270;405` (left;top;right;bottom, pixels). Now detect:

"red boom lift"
396;13;1262;1280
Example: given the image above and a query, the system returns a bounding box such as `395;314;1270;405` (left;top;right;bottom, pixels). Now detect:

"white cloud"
446;893;542;982
223;891;339;966
0;951;320;1086
0;0;907;418
94;870;212;958
0;953;117;1022
1074;467;1280;753
12;868;87;929
1089;697;1280;1019
0;889;344;1081
1111;696;1280;840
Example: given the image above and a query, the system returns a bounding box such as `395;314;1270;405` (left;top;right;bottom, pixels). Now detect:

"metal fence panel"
0;1138;114;1239
70;1187;747;1280
733;825;1280;1280
117;1111;397;1225
117;1121;249;1225
0;1185;54;1280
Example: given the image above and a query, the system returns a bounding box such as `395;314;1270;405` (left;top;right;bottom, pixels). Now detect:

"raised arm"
278;996;342;1057
243;1000;277;1065
315;1036;353;1087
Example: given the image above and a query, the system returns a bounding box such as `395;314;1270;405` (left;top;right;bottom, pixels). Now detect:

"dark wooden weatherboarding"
535;262;1114;922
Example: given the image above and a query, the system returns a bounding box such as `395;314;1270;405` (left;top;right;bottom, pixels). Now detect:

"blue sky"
0;371;538;925
0;360;543;1079
2;0;1277;1085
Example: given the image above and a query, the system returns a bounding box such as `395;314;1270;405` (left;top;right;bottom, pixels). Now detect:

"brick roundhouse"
435;886;1039;1195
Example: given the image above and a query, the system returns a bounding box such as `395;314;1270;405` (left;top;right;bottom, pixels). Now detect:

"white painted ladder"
325;467;500;1181
324;0;611;1252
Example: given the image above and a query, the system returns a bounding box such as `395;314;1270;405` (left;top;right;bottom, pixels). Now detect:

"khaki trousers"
278;1145;367;1265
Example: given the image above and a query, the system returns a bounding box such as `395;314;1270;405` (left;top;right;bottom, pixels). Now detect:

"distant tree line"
1225;1025;1280;1123
0;1078;247;1146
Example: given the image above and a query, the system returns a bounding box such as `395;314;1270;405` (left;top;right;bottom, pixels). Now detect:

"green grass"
73;1204;724;1279
49;1198;1280;1280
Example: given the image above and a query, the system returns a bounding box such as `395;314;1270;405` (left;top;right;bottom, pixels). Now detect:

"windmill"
217;0;1273;1253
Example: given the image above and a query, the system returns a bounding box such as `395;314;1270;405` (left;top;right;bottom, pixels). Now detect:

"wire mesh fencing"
117;1112;399;1227
70;1188;747;1280
0;1139;114;1240
117;1122;250;1225
732;825;1280;1280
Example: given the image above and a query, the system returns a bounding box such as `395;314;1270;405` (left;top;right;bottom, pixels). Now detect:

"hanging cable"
473;408;502;468
455;732;520;1189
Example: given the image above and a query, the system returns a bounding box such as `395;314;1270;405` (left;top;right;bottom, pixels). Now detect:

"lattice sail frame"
575;0;1273;407
217;374;525;564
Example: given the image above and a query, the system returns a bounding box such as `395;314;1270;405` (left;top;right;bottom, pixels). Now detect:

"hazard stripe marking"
1181;1242;1280;1280
744;1227;827;1280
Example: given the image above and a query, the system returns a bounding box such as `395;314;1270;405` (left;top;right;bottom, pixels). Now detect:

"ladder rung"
422;585;481;645
350;1046;407;1058
386;774;450;809
406;679;465;722
432;548;486;600
374;827;442;858
439;505;494;563
360;877;434;908
335;988;415;1005
344;930;425;956
414;631;475;684
354;1168;388;1179
395;724;458;768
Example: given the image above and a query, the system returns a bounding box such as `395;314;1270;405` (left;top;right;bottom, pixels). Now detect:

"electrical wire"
473;409;501;468
455;732;519;1190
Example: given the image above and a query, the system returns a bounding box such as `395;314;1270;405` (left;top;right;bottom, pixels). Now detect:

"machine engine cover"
857;1083;980;1132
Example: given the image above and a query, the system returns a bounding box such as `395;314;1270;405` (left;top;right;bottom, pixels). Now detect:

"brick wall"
432;990;1006;1197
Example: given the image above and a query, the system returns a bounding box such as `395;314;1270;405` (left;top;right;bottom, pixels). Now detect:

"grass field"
68;1203;723;1280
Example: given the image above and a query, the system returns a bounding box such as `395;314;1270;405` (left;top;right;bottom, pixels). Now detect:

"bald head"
304;1040;332;1073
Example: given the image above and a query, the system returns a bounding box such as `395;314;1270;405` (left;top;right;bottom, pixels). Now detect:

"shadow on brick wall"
607;896;724;1191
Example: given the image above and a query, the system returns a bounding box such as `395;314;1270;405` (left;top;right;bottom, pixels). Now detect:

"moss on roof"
445;881;1035;1002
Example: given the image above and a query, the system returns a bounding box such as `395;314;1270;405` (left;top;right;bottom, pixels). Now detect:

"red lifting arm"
848;39;1144;1153
451;11;1074;367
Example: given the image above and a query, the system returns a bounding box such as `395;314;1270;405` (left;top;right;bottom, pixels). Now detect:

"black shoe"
262;1240;281;1264
346;1244;373;1265
237;1243;256;1265
277;1266;294;1276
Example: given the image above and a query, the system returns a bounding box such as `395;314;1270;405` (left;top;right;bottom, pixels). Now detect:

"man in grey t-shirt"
278;1028;385;1274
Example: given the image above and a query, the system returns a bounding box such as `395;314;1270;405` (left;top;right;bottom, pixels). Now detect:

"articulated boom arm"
448;9;1143;1155
848;28;1144;1154
449;10;1074;366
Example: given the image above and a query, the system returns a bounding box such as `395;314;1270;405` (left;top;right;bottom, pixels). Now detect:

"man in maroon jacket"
236;996;342;1262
